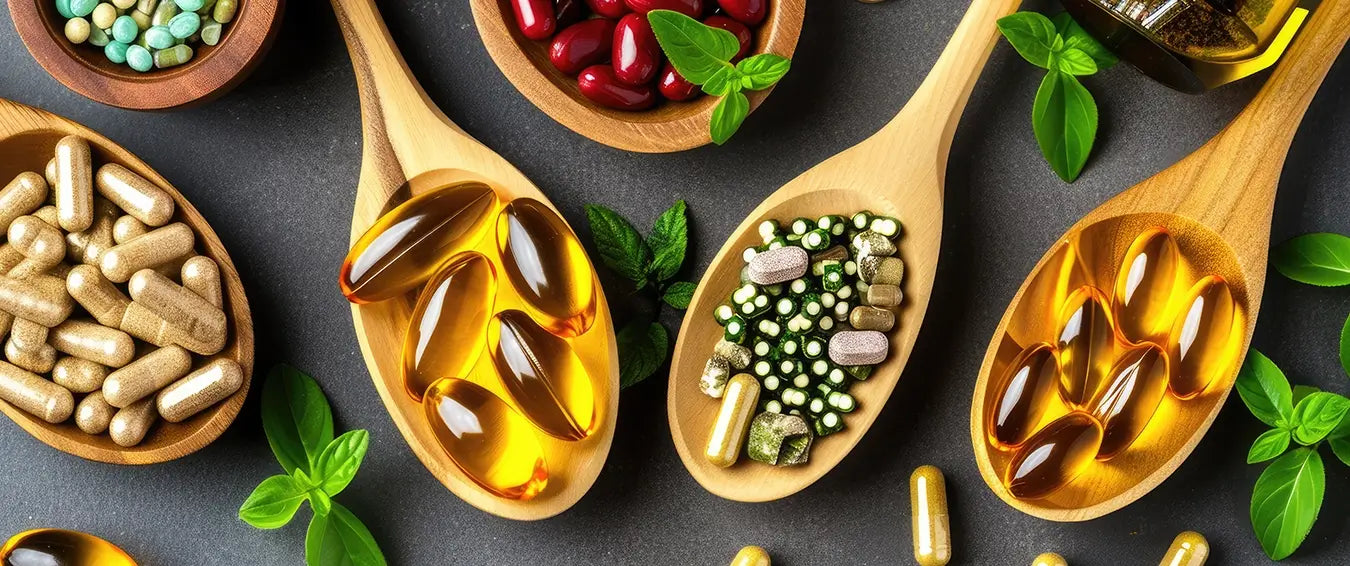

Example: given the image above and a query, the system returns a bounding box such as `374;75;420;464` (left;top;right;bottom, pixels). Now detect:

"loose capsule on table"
910;465;952;566
747;247;808;285
55;136;94;233
1033;553;1068;566
706;373;760;467
75;390;115;434
53;356;108;393
100;222;194;282
102;345;192;408
0;172;48;233
1160;531;1208;566
109;397;156;447
156;358;244;422
729;546;770;566
0;360;73;423
49;319;136;368
828;330;888;366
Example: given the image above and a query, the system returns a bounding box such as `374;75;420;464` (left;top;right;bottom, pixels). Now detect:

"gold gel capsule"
0;172;48;234
0;274;73;327
181;255;222;308
490;309;596;440
1114;227;1179;343
66;264;130;328
730;546;771;566
1006;412;1103;499
53;356;108;393
403;253;495;400
706;373;760;467
340;182;498;303
157;358;244;422
1168;276;1237;399
55;135;94;233
102;345;192;408
1033;553;1068;566
5;339;56;374
50;319;136;368
424;377;548;500
113;215;148;244
497;198;596;337
910;465;952;566
109;397;156;446
989;343;1060;448
1091;344;1169;460
1160;531;1208;566
0;360;73;423
1057;286;1117;406
99;222;194;283
0;528;136;566
75;390;116;434
128;268;227;353
95;163;176;226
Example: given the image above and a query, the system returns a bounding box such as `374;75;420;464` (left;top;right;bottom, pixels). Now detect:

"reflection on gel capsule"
497;199;596;336
424;378;548;500
1168;276;1236;399
1091;344;1169;460
989;343;1060;448
402;254;496;400
1057;286;1117;406
490;310;596;440
1113;227;1179;343
1;528;136;566
1006;412;1102;499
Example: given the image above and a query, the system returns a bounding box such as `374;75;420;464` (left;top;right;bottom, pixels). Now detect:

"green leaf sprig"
240;365;387;566
1272;232;1350;287
585;200;694;388
647;10;791;145
997;12;1116;182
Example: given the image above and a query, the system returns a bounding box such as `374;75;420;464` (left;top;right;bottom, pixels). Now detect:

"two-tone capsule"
910;465;952;566
706;373;760;467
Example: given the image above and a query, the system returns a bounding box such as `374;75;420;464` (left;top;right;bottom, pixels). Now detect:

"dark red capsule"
550;19;617;75
658;63;700;101
585;0;630;18
715;0;765;25
578;64;657;110
511;0;557;40
613;13;663;86
704;15;751;61
554;0;585;29
624;0;703;18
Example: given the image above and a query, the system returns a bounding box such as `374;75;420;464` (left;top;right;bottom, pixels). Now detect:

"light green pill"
55;0;76;19
196;0;216;13
125;44;152;71
174;0;202;10
129;8;150;29
199;18;221;45
167;11;198;38
110;14;138;42
69;0;98;17
104;41;129;64
150;0;177;25
88;25;111;47
211;0;234;23
143;24;174;48
153;43;192;68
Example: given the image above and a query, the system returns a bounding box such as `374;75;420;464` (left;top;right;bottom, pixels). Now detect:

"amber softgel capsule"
730;546;771;566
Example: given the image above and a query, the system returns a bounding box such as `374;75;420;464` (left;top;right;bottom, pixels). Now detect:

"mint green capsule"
110;15;138;42
104;40;129;63
125;44;152;72
167;11;198;38
55;0;76;19
88;25;111;47
143;24;174;48
174;0;203;10
150;0;177;25
153;44;192;68
211;0;234;23
199;18;221;45
69;0;98;17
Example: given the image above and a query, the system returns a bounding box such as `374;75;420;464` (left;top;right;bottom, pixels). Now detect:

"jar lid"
1059;0;1210;93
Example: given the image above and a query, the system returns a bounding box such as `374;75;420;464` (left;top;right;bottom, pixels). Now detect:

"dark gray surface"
2;0;1350;564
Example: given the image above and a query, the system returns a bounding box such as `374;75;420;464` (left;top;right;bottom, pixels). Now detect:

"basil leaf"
1341;312;1350;379
710;91;751;146
1290;392;1350;445
647;10;739;84
735;53;791;91
1052;48;1097;76
1248;429;1291;464
305;502;387;566
238;475;310;530
1236;349;1294;428
311;430;369;496
584;204;652;286
618;321;669;389
1250;447;1324;560
702;66;742;96
647;200;689;283
662;281;696;310
1331;437;1350;467
1292;385;1320;407
1032;70;1097;182
1053;12;1118;68
996;12;1058;69
262;365;334;475
1272;233;1350;286
309;488;333;517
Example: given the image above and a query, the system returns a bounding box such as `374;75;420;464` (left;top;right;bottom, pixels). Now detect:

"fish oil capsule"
0;274;74;327
5;339;56;374
94;163;176;226
0;172;48;233
1033;553;1068;566
1091;344;1169;459
55;135;95;233
0;529;136;566
65;198;119;266
988;343;1060;448
181;255;222;307
99;222;194;282
497;199;597;336
53;356;108;393
113;214;148;244
730;546;771;566
156;358;244;422
8;318;48;352
402;253;495;400
1160;531;1208;566
910;465;952;566
490;309;596;440
66;264;130;327
108;397;156;446
1057;286;1118;406
50;319;136;368
340;182;498;303
423;377;548;500
128;268;227;353
706;373;760;467
75;390;116;433
1114;227;1179;343
102;345;192;408
1168;276;1237;399
0;360;73;423
1006;412;1103;499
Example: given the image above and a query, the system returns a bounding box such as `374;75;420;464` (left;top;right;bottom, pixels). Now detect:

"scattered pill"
730;546;770;566
850;305;895;331
747;246;808;285
1033;553;1067;566
108;397;156;446
1161;531;1208;566
102;345;192;408
828;330;889;366
156;358;243;422
706;373;759;467
910;465;952;566
0;360;73;423
212;0;236;22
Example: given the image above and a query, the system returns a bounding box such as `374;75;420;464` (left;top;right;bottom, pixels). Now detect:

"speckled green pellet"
56;0;76;19
143;24;174;48
104;40;129;63
174;0;203;10
125;44;152;71
70;0;98;17
153;43;192;68
167;11;198;38
211;0;234;23
199;18;221;45
88;25;111;46
110;14;138;42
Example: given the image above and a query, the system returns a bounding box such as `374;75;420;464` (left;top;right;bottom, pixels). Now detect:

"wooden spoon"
469;0;804;153
330;0;619;520
0;98;254;464
668;0;1022;502
970;1;1350;522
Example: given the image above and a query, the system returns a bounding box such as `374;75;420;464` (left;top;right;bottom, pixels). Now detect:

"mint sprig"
647;10;791;145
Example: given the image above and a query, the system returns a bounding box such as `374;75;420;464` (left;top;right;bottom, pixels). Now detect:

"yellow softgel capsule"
910;465;952;566
1056;286;1117;406
496;199;596;337
1113;227;1179;343
1;529;135;566
729;546;770;566
1091;344;1170;460
1167;276;1237;399
988;342;1060;448
402;253;495;401
1006;412;1102;499
1159;531;1208;566
489;309;595;441
1033;552;1068;566
424;377;548;500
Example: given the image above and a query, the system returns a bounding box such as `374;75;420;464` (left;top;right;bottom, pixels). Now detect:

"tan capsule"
866;283;903;307
112;215;148;244
8;318;48;352
0;245;24;273
102;345;192;408
95;164;175;226
1160;531;1208;566
910;465;952;566
32;204;59;227
8;216;66;279
0;172;48;233
181;256;222;308
706;373;760;467
118;302;174;348
729;546;770;566
849;305;895;331
99;222;194;282
47;262;73;280
1034;553;1068;566
156;358;244;422
108;397;156;447
0;274;74;327
53;356;108;393
75;390;115;434
5;339;56;374
0;311;13;338
66;264;131;327
65;198;118;266
128;269;226;351
49;319;135;368
0;359;73;423
44;158;58;189
55;135;94;233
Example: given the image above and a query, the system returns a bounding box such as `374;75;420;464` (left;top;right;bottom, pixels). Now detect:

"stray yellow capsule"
55;135;94;233
910;465;952;566
1034;552;1068;566
1159;531;1208;566
706;373;760;467
730;545;770;566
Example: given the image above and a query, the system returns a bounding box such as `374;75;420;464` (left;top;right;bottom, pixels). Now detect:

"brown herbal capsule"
156;358;244;422
0;172;48;234
0;274;74;327
0;245;24;274
75;390;115;434
49;319;135;368
8;216;66;278
108;397;156;447
866;283;903;307
94;164;176;226
53;356;108;393
112;215;148;244
8;318;48;352
55;135;94;233
849;305;895;331
0;359;73;423
102;345;192;408
44;159;58;189
128;269;227;352
66;264;131;327
99;222;194;283
5;339;56;374
181;255;222;308
65;199;119;266
33;205;59;227
0;311;13;338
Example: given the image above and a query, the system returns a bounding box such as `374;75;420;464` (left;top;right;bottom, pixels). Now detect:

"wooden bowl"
469;0;805;153
0;98;254;464
9;0;284;110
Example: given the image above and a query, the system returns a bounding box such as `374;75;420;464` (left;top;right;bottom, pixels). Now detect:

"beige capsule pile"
0;135;242;447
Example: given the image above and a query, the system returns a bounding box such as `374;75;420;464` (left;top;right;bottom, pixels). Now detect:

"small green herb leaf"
262;365;334;475
1053;12;1118;68
1292;385;1321;407
1272;233;1350;286
647;10;739;84
585;205;652;286
662;281;696;309
647;200;689;283
1248;429;1291;464
239;475;310;529
1236;350;1295;429
309;488;333;517
618;321;669;388
701;66;742;97
312;430;370;496
710;91;751;145
996;12;1059;69
735;53;791;90
305;502;388;566
1250;447;1324;560
1052;47;1097;76
1032;70;1097;182
1291;392;1350;445
1331;437;1350;467
1340;312;1350;379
